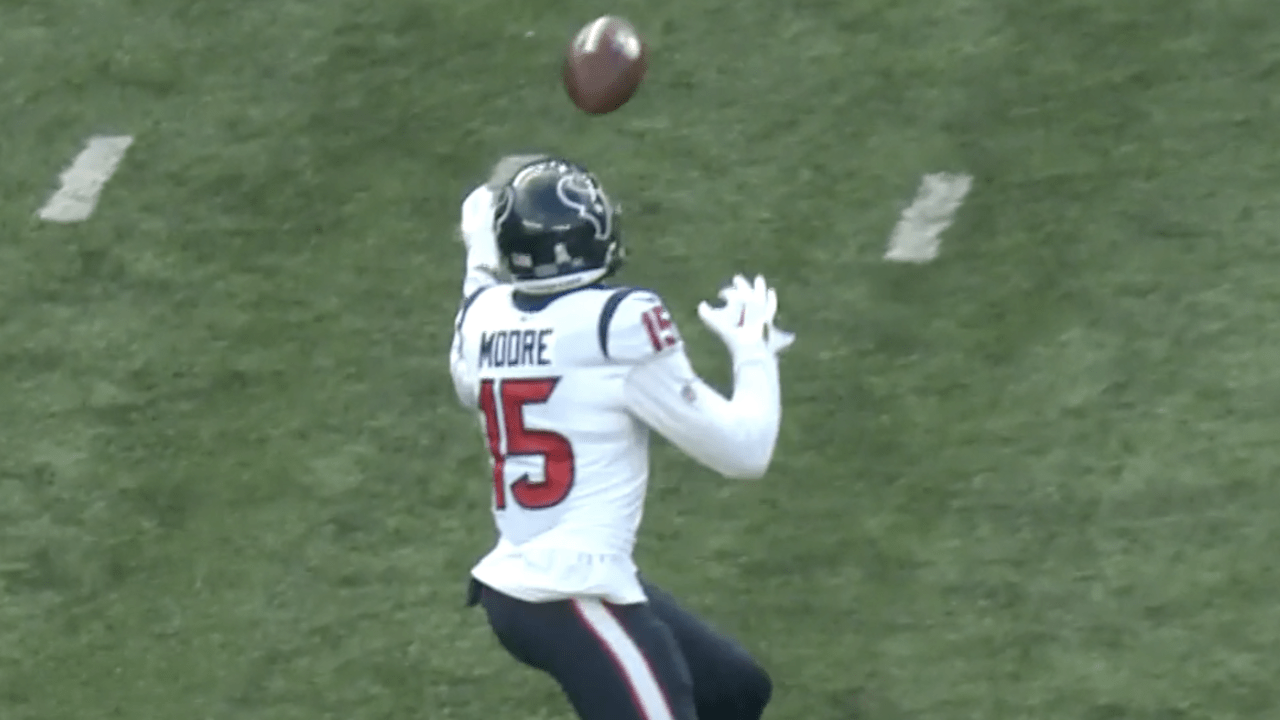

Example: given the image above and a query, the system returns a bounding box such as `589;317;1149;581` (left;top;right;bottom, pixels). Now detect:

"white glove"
697;274;796;357
459;185;501;272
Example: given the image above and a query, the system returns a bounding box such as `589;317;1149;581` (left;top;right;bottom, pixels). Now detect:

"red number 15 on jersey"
478;378;575;510
641;304;679;352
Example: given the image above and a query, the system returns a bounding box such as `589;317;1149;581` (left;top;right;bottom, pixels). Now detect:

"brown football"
562;16;648;115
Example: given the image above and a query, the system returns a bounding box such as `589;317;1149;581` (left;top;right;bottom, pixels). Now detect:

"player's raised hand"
697;275;795;357
459;186;496;251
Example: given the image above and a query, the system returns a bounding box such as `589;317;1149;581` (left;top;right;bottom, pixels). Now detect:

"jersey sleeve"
618;304;783;480
600;289;687;364
458;185;504;300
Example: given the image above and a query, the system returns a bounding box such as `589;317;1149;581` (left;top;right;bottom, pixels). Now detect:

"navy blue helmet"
493;158;625;294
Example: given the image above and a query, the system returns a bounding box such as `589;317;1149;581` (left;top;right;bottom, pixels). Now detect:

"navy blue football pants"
470;579;772;720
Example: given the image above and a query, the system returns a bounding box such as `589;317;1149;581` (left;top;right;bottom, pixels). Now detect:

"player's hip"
470;546;646;604
495;515;640;555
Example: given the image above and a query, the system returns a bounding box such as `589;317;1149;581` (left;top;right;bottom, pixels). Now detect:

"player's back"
458;283;669;558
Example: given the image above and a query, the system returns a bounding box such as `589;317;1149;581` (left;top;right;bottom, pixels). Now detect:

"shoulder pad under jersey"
597;287;684;364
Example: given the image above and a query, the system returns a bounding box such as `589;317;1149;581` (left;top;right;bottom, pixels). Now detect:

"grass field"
3;0;1280;718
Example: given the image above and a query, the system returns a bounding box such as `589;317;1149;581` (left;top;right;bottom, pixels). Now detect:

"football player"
450;155;794;720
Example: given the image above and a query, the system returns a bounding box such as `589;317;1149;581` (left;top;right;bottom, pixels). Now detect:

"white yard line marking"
37;135;135;223
884;172;972;263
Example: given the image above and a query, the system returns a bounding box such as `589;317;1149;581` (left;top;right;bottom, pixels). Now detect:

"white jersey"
449;186;783;604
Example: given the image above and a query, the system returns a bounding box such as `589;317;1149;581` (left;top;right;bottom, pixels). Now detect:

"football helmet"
493;158;625;295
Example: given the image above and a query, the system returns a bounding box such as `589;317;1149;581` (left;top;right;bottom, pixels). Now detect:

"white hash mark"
37;135;134;223
884;172;972;263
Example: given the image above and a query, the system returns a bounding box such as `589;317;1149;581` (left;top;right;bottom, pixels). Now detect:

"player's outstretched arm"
448;157;549;409
456;154;549;299
456;184;504;299
617;277;795;479
449;183;509;409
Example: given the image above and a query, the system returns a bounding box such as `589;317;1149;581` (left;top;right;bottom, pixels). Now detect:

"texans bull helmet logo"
554;171;614;241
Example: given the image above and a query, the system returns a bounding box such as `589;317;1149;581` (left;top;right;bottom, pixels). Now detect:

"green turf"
3;0;1280;718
